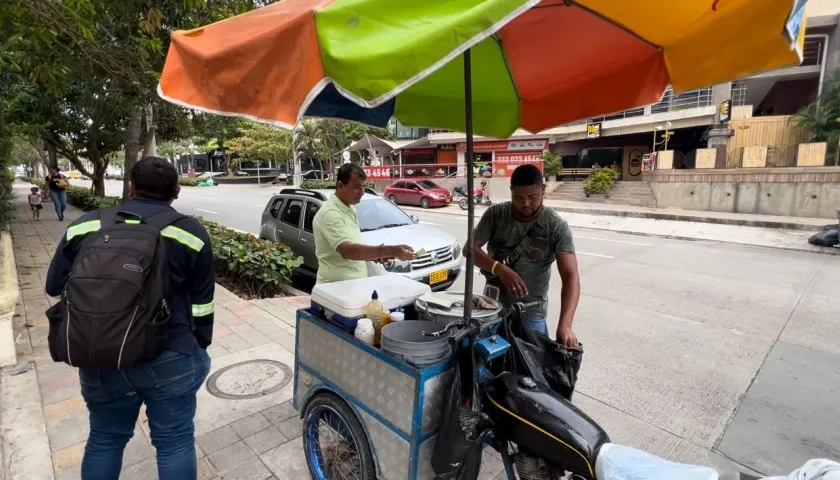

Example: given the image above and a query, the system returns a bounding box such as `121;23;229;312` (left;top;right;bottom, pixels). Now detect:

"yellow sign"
429;269;448;285
719;99;732;123
586;123;602;139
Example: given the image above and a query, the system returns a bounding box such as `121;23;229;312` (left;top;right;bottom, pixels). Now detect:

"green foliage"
583;167;618;196
793;72;840;165
179;177;199;187
301;179;375;190
541;150;563;177
199;219;303;299
227;123;292;164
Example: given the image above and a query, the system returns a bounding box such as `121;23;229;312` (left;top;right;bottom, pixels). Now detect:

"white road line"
253;204;265;208
578;252;614;258
197;196;218;201
576;235;652;246
194;208;218;214
420;221;442;226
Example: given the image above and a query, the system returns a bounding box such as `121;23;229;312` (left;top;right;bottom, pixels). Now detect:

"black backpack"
47;207;185;370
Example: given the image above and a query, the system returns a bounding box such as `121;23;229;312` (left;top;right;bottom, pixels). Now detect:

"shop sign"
719;99;732;123
642;152;657;172
438;144;456;151
362;166;392;180
401;148;435;156
507;139;548;151
457;141;509;152
493;151;544;177
457;139;549;153
586;123;602;139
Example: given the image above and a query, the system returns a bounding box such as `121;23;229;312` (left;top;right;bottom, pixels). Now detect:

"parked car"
301;170;329;180
64;170;84;180
384;179;452;208
260;188;462;291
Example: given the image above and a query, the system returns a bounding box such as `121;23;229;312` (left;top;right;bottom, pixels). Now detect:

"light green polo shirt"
313;194;367;284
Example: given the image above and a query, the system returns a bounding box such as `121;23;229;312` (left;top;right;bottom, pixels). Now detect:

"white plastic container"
311;274;431;319
389;311;405;322
354;318;375;346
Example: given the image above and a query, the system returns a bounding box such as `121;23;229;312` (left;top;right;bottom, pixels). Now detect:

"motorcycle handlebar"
422;301;542;345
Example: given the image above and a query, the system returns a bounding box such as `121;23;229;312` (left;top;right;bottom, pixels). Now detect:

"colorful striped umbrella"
159;0;807;139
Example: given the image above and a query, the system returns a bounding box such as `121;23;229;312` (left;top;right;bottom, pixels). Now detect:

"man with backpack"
45;156;215;480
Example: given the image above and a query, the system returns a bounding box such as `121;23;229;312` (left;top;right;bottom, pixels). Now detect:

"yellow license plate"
429;269;448;285
445;198;451;204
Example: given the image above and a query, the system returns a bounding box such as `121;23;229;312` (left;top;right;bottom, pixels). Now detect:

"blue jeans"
79;345;211;480
49;189;67;219
523;318;548;335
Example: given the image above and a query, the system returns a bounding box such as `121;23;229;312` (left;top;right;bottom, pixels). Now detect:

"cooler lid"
311;274;432;318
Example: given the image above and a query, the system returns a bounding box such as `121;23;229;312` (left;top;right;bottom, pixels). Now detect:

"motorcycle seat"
595;443;720;480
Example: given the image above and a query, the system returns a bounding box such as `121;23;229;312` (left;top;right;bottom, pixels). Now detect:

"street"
86;179;840;475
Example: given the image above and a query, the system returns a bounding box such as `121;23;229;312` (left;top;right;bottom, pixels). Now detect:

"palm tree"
793;72;840;165
294;120;325;172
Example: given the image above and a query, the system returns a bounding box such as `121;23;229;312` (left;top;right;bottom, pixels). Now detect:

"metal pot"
414;291;502;326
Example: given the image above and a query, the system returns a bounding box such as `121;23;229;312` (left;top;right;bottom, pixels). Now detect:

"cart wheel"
303;392;376;480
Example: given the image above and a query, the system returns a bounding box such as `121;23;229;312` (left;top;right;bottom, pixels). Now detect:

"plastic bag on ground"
808;229;839;247
431;353;494;480
762;459;840;480
595;443;720;480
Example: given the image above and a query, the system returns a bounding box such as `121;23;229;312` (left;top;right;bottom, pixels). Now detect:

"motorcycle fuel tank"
484;372;610;479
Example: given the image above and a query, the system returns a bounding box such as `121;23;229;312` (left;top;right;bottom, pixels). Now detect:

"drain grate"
206;359;292;400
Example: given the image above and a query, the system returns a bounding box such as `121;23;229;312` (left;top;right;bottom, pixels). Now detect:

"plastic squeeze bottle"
354;318;375;346
366;290;385;346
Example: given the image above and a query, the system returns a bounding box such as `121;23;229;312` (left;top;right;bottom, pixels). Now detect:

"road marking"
253;204;265;208
194;208;218;214
578;252;614;258
420;221;442;226
575;235;652;246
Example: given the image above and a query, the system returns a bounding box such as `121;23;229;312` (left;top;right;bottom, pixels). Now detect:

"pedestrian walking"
45;156;216;480
44;166;69;221
28;186;43;220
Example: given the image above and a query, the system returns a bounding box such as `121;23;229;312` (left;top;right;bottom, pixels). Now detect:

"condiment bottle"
354;318;375;346
366;290;385;346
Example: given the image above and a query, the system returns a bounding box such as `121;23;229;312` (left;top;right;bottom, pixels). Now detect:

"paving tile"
54;462;82;480
43;396;86;421
197;425;241;455
123;429;155;468
208;442;258;473
52;442;85;472
261;401;298;426
214;334;252;353
261;439;309;478
47;406;90;452
230;413;272;439
276;416;302;441
120;457;158;480
215;458;272;480
198;457;219;480
243;427;287;454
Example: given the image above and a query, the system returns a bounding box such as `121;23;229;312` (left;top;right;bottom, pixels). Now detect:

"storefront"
455;139;547;177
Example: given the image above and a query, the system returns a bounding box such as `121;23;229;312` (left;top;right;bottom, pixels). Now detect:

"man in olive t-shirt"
470;164;581;347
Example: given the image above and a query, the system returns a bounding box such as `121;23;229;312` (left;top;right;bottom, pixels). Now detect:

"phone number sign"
493;152;544;177
362;166;392;180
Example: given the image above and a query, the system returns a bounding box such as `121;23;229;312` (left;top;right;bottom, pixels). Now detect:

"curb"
0;232;20;367
403;204;826;232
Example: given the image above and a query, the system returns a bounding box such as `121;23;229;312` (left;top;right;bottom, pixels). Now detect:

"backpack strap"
143;210;187;232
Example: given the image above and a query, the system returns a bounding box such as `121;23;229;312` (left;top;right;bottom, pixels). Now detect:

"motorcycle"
424;302;729;480
458;186;492;210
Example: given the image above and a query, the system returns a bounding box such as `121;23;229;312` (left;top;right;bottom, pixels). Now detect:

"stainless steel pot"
414;291;502;326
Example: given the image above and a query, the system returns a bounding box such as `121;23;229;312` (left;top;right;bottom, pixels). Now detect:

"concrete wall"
644;167;840;219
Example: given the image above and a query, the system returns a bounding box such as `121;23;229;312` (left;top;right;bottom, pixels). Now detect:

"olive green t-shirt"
313;195;367;284
474;202;575;320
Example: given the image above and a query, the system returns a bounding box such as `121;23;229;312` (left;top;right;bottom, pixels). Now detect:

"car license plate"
445;198;451;204
429;269;448;285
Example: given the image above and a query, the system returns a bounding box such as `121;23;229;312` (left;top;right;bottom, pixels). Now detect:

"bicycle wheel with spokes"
303;392;376;480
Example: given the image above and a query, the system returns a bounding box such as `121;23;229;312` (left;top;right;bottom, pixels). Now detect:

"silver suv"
259;188;462;291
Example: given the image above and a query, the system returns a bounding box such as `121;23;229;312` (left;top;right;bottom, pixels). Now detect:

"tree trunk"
123;105;143;201
45;142;58;169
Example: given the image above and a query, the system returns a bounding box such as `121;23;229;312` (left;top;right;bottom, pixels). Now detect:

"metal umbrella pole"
463;49;475;324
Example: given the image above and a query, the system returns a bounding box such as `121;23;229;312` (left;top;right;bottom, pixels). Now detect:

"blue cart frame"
293;308;457;480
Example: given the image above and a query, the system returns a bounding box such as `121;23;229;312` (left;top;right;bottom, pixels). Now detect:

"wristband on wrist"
491;261;499;275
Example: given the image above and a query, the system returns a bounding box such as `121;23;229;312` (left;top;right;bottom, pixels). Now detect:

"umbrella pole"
463;49;475;324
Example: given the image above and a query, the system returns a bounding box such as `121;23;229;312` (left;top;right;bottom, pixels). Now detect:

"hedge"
22;178;301;298
300;179;375;190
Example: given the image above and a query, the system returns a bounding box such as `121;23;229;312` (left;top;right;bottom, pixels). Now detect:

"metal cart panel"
357;408;412;480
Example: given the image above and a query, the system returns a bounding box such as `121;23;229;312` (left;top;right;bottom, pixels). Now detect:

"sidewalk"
403;200;839;256
0;185;320;479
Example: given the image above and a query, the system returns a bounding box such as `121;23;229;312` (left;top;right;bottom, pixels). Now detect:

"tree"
794;72;840;165
193;115;248;175
228;123;292;171
294;120;326;172
541;150;563;180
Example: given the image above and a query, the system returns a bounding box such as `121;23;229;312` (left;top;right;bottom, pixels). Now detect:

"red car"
384;180;452;208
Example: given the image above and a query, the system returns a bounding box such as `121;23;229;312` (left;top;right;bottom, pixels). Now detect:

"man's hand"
497;264;528;298
387;245;416;261
556;325;579;348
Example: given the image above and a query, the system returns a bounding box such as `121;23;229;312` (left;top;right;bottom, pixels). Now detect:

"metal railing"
802;35;826;67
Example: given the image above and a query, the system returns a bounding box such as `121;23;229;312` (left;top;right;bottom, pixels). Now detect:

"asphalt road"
91;179;840;474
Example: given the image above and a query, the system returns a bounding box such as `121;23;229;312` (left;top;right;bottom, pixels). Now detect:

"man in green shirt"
313;164;415;284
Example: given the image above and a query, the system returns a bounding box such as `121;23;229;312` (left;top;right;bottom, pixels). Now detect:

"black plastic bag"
808;229;839;247
499;317;583;400
431;353;493;480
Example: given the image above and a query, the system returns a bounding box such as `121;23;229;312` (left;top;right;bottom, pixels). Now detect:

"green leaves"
583;167;618;196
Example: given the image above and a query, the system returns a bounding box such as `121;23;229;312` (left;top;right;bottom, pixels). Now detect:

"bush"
105;174;124;181
199;219;303;299
300;179;375;190
179;177;199;187
583;167;619;196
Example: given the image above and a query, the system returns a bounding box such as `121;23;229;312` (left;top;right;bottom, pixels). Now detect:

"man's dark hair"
131;156;179;201
336;163;366;186
510;164;543;187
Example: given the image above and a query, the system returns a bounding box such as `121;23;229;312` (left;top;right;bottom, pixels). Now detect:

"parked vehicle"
260;188;462;290
64;170;84;180
459;181;492;210
384;179;452;208
301;170;329;180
